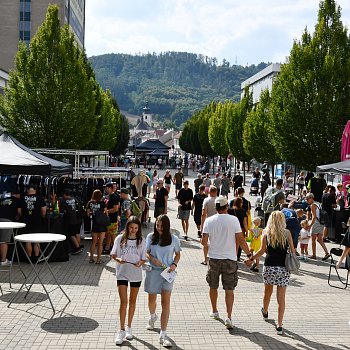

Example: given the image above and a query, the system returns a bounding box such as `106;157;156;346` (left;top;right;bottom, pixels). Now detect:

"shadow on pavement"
41;315;99;334
133;336;184;350
0;290;48;303
230;326;341;350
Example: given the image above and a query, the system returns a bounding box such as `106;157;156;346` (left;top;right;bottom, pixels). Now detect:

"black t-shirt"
177;188;194;211
309;177;327;202
232;174;243;188
322;193;336;215
193;193;207;213
0;196;21;221
164;174;172;185
107;192;120;223
59;197;82;225
155;187;168;208
87;200;106;216
227;207;246;229
194;178;203;193
252;171;261;179
21;194;46;227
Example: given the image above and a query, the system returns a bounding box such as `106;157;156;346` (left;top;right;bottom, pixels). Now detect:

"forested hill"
89;52;268;126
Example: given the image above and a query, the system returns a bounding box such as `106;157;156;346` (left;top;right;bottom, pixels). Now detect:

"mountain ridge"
89;51;269;125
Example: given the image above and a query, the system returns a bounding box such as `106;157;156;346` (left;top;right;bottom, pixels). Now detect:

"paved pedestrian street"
0;170;349;350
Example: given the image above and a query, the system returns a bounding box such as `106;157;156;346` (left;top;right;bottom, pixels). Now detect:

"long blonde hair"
265;211;287;248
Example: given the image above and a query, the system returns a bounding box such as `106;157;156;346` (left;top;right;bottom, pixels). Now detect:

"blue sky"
85;0;350;66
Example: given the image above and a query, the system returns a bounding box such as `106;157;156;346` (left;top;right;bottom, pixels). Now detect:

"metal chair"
328;247;349;290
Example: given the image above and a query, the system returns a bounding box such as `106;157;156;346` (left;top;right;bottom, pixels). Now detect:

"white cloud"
85;0;350;64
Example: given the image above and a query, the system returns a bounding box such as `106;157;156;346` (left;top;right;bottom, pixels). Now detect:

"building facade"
0;68;9;95
241;63;281;104
0;0;85;72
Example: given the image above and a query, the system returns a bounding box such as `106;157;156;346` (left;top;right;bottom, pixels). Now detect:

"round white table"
8;233;71;312
0;221;26;289
0;222;26;230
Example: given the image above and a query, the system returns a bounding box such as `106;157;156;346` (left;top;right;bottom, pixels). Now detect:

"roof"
136;139;170;151
135;120;152;130
148;149;169;156
316;159;350;174
0;131;73;175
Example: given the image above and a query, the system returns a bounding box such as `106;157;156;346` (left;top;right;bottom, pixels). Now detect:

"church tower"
142;102;152;126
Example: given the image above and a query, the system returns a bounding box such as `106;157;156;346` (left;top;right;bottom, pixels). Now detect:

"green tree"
226;87;253;161
0;5;96;148
270;0;350;169
88;89;120;151
113;114;130;155
197;103;216;157
208;102;230;157
243;89;279;164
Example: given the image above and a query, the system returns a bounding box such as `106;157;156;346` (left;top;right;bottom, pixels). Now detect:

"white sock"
160;330;167;337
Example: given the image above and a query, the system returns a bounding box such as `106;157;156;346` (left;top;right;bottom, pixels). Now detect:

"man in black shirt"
154;179;168;218
308;174;327;202
177;180;194;240
0;190;22;265
194;173;203;193
59;189;84;255
103;183;120;254
321;186;336;242
232;172;243;192
20;185;47;260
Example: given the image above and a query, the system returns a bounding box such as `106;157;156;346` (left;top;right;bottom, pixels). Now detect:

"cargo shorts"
206;258;238;290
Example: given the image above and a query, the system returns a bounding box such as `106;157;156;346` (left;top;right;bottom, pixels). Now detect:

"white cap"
215;196;228;207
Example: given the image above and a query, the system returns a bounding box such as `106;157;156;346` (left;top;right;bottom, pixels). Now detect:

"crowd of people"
1;166;350;348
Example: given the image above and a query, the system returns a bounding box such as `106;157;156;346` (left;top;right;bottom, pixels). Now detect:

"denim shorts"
144;268;174;294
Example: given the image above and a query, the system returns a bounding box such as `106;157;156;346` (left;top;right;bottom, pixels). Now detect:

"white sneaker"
159;335;172;347
114;330;126;345
125;326;133;340
146;314;158;330
1;259;11;266
225;318;233;329
210;311;220;319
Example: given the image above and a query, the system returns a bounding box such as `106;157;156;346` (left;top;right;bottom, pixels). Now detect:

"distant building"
0;68;9;95
0;0;86;72
241;63;281;104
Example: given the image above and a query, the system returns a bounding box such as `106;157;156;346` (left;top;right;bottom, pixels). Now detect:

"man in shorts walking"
201;196;252;329
177;180;193;240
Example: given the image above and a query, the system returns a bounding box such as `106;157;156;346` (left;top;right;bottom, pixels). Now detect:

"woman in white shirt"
111;216;146;345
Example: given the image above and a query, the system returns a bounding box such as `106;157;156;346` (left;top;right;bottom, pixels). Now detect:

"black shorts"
175;184;182;190
67;223;82;237
117;280;142;288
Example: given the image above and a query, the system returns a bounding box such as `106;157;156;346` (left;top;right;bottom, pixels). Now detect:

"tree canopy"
270;0;350;169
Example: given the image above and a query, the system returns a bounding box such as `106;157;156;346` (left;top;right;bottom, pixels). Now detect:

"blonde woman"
246;211;295;335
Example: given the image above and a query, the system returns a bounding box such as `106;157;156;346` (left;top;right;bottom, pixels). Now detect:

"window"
20;12;31;21
19;31;30;41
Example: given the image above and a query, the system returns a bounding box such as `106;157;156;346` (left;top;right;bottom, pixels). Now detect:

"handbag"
285;238;300;273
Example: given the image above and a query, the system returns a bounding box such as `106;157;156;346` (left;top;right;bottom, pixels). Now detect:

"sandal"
200;261;207;265
309;255;317;260
89;259;95;263
95;260;102;264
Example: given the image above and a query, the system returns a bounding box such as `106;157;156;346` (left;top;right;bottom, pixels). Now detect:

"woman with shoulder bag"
247;211;295;335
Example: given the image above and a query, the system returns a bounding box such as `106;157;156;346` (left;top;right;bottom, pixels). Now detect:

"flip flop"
89;259;95;263
201;261;207;265
95;260;102;264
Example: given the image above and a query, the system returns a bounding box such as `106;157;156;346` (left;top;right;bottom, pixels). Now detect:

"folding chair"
328;247;349;290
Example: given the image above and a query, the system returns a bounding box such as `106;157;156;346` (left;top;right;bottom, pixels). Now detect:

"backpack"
315;203;329;225
131;200;141;217
262;188;283;213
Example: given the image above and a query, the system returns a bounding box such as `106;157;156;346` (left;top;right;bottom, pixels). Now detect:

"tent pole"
47;177;51;232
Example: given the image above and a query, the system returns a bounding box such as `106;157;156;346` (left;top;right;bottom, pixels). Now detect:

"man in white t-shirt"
201;196;252;329
200;185;217;265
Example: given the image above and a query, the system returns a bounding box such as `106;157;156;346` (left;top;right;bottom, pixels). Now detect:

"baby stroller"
250;178;260;196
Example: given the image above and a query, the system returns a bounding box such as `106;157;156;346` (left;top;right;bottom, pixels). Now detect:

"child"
296;209;306;223
111;216;147;345
299;219;310;260
249;217;263;272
